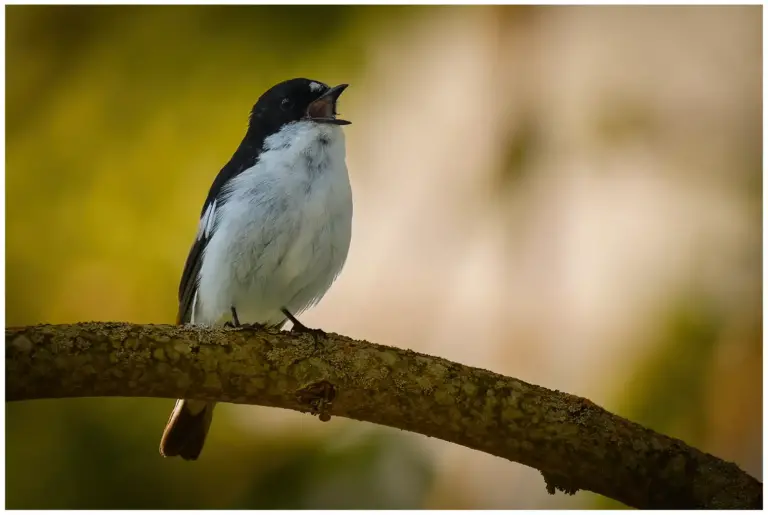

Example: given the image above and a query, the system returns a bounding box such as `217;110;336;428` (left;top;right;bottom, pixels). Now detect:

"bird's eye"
280;98;293;111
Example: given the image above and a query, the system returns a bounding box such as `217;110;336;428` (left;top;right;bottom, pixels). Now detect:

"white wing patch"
309;81;325;92
190;290;198;324
197;199;218;240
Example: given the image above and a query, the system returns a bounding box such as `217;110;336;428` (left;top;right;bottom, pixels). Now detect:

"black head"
248;78;350;137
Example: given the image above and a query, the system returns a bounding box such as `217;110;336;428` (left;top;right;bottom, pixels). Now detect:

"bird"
159;78;353;460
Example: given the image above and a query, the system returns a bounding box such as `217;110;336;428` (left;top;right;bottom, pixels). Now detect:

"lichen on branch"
5;322;762;509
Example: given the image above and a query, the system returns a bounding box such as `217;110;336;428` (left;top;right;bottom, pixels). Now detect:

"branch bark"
6;322;761;509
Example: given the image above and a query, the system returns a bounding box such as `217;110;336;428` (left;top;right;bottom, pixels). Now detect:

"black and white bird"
159;78;353;460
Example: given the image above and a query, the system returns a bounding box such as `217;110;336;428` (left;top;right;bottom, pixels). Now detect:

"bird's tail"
159;399;216;460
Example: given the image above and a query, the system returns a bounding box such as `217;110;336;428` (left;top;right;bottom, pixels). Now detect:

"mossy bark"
6;322;762;509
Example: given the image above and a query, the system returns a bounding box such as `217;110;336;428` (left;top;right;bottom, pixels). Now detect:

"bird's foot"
281;308;326;348
292;324;327;346
241;322;267;331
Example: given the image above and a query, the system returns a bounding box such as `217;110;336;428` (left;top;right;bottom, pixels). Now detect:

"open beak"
306;84;351;125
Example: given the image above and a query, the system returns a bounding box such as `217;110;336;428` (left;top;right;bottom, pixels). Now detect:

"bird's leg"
223;306;266;331
223;306;241;328
281;308;326;347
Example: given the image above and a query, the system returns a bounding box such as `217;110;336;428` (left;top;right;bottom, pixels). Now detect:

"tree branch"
6;322;761;509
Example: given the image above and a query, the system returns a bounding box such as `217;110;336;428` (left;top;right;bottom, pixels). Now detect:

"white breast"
195;121;352;327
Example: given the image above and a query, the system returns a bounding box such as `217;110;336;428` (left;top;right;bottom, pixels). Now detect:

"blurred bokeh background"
5;5;762;509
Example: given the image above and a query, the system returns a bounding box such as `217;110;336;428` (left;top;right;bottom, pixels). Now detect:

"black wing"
176;141;260;325
176;232;207;324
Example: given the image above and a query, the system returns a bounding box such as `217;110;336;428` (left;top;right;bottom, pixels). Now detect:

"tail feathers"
160;399;215;460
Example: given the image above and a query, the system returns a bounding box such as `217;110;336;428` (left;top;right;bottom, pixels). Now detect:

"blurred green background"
6;5;761;509
6;5;436;509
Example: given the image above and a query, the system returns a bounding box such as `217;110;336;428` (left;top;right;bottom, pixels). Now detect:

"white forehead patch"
309;81;325;92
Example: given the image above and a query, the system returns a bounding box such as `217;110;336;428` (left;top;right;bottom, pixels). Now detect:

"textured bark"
6;322;761;509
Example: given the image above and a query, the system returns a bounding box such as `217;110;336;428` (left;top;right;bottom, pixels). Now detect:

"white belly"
195;123;352;327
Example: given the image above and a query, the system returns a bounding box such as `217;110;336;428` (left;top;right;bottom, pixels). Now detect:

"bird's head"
248;78;350;136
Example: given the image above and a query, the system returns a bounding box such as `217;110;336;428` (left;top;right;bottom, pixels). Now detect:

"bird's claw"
291;323;326;349
241;322;267;331
281;308;326;348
